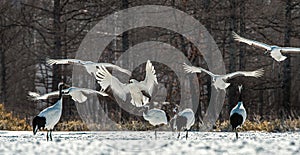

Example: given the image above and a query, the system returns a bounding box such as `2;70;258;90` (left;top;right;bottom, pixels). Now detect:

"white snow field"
0;131;299;155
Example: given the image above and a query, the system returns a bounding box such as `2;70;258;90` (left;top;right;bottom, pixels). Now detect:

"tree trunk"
0;46;6;103
282;0;292;118
0;13;6;103
52;0;62;90
239;1;245;70
228;0;237;110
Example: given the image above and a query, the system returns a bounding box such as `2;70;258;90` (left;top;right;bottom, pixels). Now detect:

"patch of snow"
0;131;299;154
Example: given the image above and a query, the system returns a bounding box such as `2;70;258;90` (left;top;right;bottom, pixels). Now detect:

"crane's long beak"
33;126;38;135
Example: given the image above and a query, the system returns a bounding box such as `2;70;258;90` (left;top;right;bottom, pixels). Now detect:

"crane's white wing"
279;47;300;53
232;31;272;50
38;100;62;129
38;105;61;119
99;63;132;76
223;68;264;80
143;108;168;126
75;87;108;96
140;60;158;95
69;91;87;103
46;58;85;65
128;85;146;107
28;91;60;100
95;66;128;101
183;63;215;77
67;87;108;103
178;108;195;129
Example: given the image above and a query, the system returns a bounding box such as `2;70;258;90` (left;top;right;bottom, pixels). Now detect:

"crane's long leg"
50;130;53;141
155;130;157;140
186;130;188;140
235;128;238;139
46;131;49;141
177;132;180;139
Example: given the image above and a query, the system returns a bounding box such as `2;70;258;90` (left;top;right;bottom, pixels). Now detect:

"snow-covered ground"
0;131;299;154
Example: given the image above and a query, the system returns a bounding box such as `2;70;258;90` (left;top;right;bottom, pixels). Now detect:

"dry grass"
56;120;89;131
0;104;31;130
0;104;299;132
213;118;300;132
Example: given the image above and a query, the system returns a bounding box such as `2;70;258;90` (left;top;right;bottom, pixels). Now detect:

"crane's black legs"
233;128;238;139
185;130;188;140
154;130;157;140
176;131;189;139
50;130;53;141
46;131;49;141
46;130;53;141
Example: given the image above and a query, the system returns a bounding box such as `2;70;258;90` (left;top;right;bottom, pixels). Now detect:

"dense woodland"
0;0;299;130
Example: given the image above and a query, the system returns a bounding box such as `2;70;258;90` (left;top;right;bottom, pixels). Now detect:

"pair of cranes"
31;31;300;141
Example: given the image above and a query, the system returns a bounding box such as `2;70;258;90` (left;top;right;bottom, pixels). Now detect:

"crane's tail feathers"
71;93;87;103
279;56;287;61
225;83;231;89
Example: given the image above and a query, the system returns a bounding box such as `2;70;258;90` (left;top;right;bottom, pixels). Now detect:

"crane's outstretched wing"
28;91;60;100
178;108;195;129
95;66;128;101
74;87;108;96
140;60;158;95
143;108;168;126
48;58;132;76
98;63;132;76
65;87;108;103
232;31;271;50
280;47;300;53
46;59;85;65
223;68;264;80
183;63;215;77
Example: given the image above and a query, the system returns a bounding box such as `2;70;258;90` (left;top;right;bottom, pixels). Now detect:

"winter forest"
0;0;300;130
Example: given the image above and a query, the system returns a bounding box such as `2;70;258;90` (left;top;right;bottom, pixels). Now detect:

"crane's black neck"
238;89;242;102
58;84;64;99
